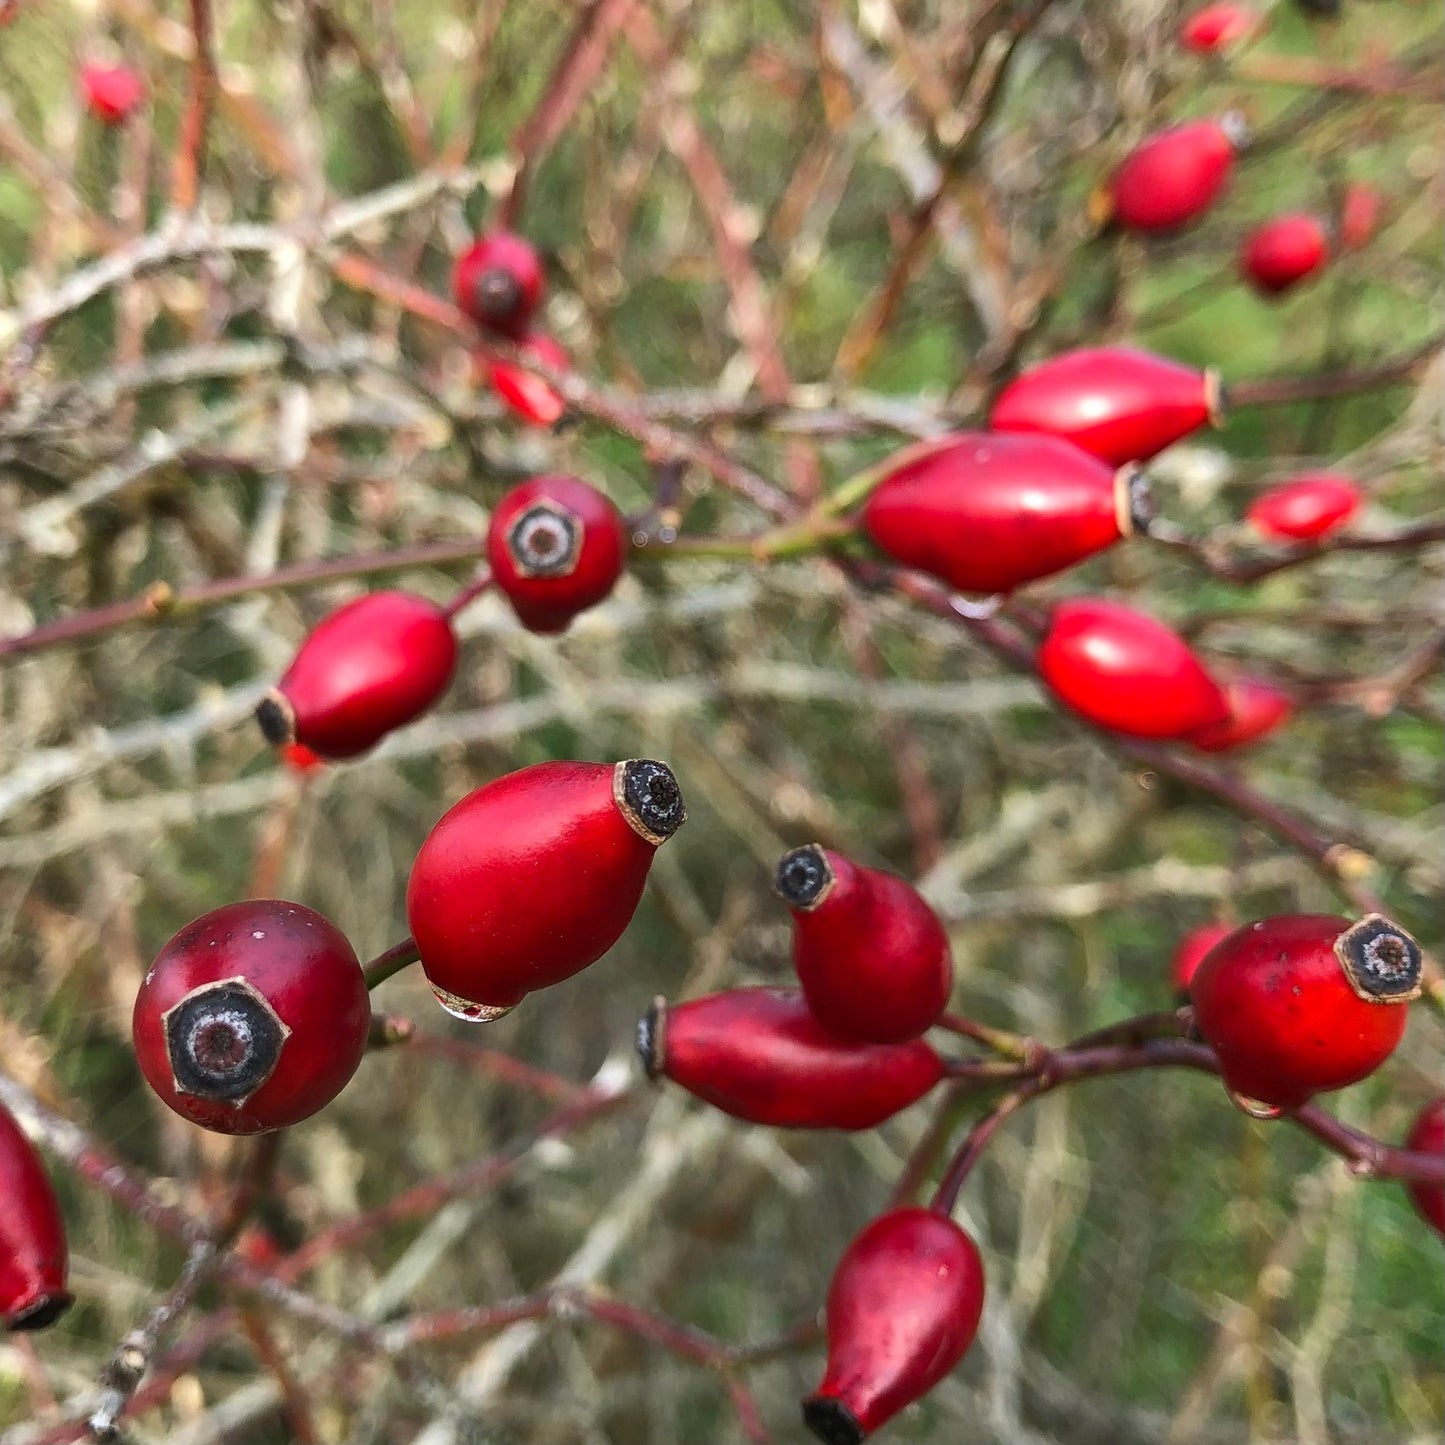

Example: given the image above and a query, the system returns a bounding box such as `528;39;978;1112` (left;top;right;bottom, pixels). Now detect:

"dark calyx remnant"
1336;914;1422;1003
1126;466;1156;535
774;844;834;911
165;979;289;1104
474;267;523;326
801;1397;865;1445
619;760;687;841
636;996;667;1080
508;504;581;578
254;692;295;746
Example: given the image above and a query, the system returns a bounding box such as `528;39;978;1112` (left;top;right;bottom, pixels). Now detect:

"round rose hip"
0;1105;71;1332
990;347;1223;466
774;845;952;1044
1247;472;1361;543
859;431;1147;595
453;231;544;338
80;63;145;126
487;475;626;633
256;591;458;762
1171;922;1233;998
1402;1097;1444;1240
407;760;685;1021
1190;913;1421;1113
803;1208;985;1444
133;901;371;1135
1036;598;1230;739
639;988;945;1130
1240;214;1331;296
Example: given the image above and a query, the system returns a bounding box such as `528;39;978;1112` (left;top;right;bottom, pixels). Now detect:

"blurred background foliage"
0;1;1441;1442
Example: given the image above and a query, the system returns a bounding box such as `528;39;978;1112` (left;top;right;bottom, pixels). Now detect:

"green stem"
362;938;421;991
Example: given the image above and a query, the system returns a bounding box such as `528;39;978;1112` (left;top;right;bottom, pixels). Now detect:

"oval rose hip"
407;760;686;1021
803;1208;985;1444
1036;598;1229;739
0;1105;71;1332
1190;913;1421;1113
774;845;952;1044
1179;3;1257;53
859;431;1146;595
1247;472;1361;542
453;231;544;338
639;988;945;1130
1240;214;1331;295
990;347;1223;465
132;901;371;1135
1171;922;1233;998
80;63;145;126
1106;115;1246;234
1187;675;1294;753
487;475;626;633
485;331;569;428
1403;1097;1444;1240
256;591;458;761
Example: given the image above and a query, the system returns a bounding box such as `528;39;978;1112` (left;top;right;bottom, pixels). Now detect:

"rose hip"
0;1105;71;1332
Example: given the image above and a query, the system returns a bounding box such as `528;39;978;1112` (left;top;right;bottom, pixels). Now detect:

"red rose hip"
1339;183;1380;251
1186;674;1293;753
803;1208;985;1444
80;63;145;126
132;901;371;1135
1247;472;1361;542
407;759;685;1021
453;231;544;338
639;988;945;1130
990;347;1224;465
1240;214;1330;295
1179;3;1257;53
485;331;569;427
1402;1097;1445;1239
0;1105;71;1332
1190;913;1421;1113
774;845;953;1044
859;431;1148;595
487;475;627;633
256;591;458;761
1036;598;1229;739
1106;115;1246;234
1171;922;1233;998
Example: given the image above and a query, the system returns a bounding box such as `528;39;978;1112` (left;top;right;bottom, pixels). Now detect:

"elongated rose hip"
990;347;1223;465
0;1105;71;1332
1190;913;1421;1113
1036;598;1230;739
1187;674;1293;753
486;331;569;427
407;760;685;1021
859;432;1147;595
774;845;952;1044
803;1208;985;1444
487;475;626;633
1106;115;1246;234
1247;472;1361;542
256;591;458;761
639;988;945;1129
1179;3;1257;53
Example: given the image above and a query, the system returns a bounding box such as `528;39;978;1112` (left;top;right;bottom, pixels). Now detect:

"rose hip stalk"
1403;1097;1444;1240
859;431;1148;595
774;845;953;1044
453;231;545;338
803;1208;985;1444
1106;115;1247;234
1190;913;1421;1114
487;475;627;633
639;988;945;1130
256;591;458;761
1247;472;1361;542
1186;674;1293;753
1036;598;1230;739
0;1105;71;1332
990;347;1224;465
407;760;686;1021
132;901;372;1135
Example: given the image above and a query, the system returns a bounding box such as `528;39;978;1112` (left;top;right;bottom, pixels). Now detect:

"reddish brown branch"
171;0;218;211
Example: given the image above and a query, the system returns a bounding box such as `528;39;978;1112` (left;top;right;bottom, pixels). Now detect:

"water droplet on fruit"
1226;1087;1282;1120
429;984;515;1024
